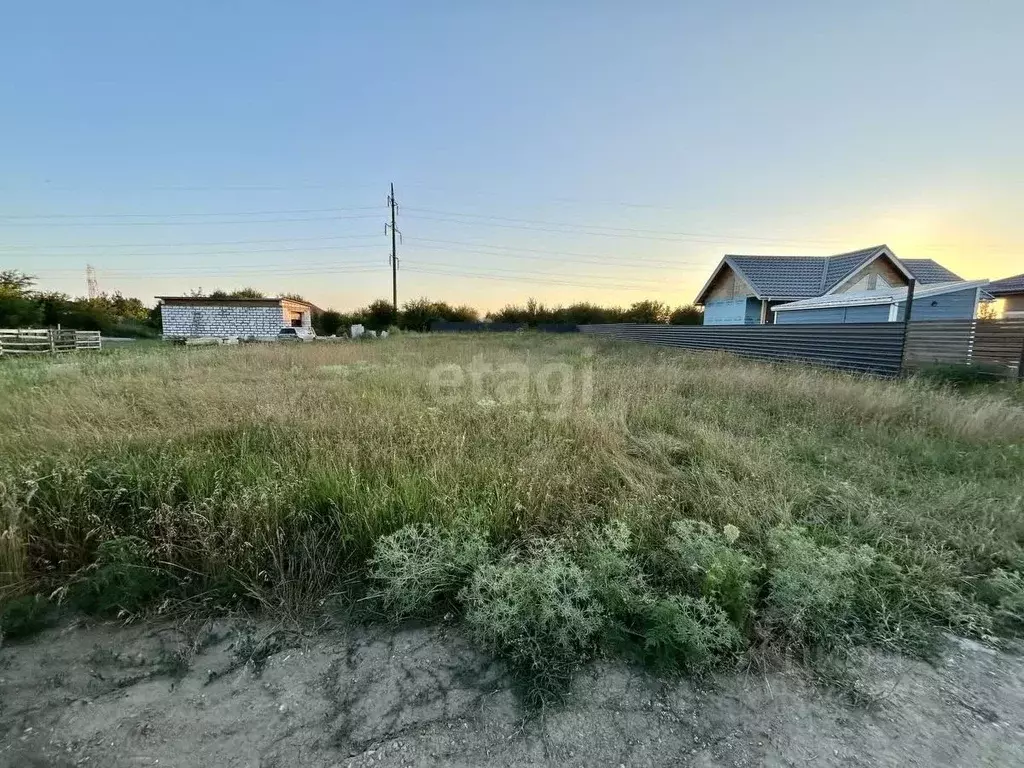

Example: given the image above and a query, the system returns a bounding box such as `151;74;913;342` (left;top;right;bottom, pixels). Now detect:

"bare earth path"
2;619;1022;768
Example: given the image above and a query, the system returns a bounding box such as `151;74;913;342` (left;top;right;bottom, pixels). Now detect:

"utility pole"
898;278;917;374
386;183;401;315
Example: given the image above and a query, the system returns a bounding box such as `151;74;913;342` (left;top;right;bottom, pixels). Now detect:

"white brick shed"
157;296;317;339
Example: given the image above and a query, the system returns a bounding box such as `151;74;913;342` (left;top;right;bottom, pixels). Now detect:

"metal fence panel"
903;320;975;367
430;321;528;333
578;323;906;375
973;319;1024;372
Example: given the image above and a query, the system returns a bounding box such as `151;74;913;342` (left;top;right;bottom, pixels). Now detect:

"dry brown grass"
0;334;1021;662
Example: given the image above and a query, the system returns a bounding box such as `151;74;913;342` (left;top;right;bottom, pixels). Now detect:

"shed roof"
986;273;1024;296
771;280;988;313
157;295;320;310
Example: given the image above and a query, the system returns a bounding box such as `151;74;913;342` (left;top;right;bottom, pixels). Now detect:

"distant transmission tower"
86;264;100;299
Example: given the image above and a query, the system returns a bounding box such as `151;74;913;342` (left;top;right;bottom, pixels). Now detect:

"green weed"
459;543;605;706
368;524;492;619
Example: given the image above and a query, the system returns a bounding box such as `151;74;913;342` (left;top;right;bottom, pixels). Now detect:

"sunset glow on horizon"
2;3;1021;312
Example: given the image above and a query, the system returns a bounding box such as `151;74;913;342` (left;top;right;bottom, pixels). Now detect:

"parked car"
277;327;316;341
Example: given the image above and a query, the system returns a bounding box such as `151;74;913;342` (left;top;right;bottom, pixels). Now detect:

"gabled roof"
772;280;988;313
694;245;892;303
899;259;964;284
986;273;1024;296
694;245;963;305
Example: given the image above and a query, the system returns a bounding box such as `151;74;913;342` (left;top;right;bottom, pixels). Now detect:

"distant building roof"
986;273;1024;296
156;295;320;311
772;280;988;313
694;245;964;304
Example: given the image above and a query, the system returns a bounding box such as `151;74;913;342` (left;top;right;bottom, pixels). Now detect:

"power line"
402;266;669;293
5;244;385;259
0;233;381;252
34;257;386;276
0;205;380;221
404;237;700;268
0;213;381;227
34;264;386;279
403;208;853;247
30;256;667;288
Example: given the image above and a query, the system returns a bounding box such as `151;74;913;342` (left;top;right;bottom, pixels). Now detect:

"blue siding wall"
775;288;978;324
895;287;978;321
843;305;892;323
776;307;846;324
775;304;890;324
705;297;762;325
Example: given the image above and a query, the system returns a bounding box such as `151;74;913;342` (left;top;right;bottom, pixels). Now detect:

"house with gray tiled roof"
986;273;1024;319
694;245;984;325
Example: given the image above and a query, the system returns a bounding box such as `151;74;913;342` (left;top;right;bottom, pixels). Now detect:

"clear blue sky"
2;1;1022;311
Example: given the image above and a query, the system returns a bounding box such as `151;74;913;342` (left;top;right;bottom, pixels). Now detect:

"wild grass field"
1;334;1022;702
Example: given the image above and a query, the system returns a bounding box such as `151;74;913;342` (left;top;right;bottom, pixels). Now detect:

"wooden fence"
903;318;1024;377
0;329;103;357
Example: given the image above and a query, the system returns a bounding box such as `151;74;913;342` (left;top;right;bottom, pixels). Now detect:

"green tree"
208;287;266;299
400;298;480;331
313;310;345;336
0;270;36;294
669;305;703;325
0;270;42;327
623;300;670;324
363;298;398;330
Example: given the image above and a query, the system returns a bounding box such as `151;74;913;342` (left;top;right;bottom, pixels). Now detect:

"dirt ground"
1;618;1022;768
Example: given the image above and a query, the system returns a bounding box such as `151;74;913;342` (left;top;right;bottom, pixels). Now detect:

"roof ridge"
818;256;832;293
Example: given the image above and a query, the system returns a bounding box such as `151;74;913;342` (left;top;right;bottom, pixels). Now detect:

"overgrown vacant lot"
1;335;1022;702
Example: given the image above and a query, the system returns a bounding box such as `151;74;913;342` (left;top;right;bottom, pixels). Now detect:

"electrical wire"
0;233;382;252
0;213;381;227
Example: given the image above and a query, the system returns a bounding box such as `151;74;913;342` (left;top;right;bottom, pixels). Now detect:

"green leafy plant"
71;536;171;616
981;568;1024;627
459;542;605;706
765;527;875;649
662;519;759;629
0;594;54;640
368;524;491;619
915;362;1010;388
641;594;741;672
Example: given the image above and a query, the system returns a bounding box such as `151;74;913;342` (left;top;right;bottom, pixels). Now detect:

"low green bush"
71;536;172;616
368;524;492;619
459;543;605;705
640;594;742;672
661;519;759;629
0;594;54;640
981;568;1024;628
915;362;1011;388
765;527;875;649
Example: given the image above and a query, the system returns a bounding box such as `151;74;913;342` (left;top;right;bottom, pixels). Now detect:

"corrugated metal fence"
902;318;1024;375
578;322;906;375
430;321;528;333
429;319;1024;378
579;320;1024;378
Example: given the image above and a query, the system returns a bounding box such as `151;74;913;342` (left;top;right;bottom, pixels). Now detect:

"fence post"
898;278;917;375
49;327;56;354
1017;334;1024;381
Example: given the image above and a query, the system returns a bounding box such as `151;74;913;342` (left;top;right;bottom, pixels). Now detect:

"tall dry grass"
1;335;1021;664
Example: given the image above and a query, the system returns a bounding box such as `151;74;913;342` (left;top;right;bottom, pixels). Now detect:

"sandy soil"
1;618;1022;767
